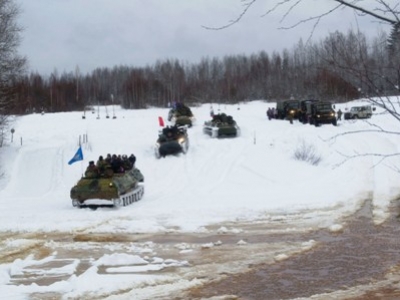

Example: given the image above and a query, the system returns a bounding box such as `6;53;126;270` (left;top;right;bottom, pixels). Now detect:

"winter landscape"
1;99;400;299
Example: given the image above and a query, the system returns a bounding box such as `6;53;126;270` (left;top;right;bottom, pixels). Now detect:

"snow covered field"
1;99;400;299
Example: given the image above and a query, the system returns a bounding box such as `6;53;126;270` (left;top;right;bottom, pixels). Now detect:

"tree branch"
334;0;398;25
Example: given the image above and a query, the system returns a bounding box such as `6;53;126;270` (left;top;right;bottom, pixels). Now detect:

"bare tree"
214;1;400;166
0;0;26;147
205;1;399;30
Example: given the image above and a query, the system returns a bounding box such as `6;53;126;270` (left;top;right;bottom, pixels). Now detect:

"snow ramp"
2;144;65;198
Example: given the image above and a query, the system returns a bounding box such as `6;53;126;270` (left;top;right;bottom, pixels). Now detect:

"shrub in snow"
293;139;322;166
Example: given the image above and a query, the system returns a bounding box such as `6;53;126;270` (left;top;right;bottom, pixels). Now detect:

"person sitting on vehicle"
96;155;108;176
170;125;179;138
99;154;114;177
85;161;100;178
128;154;136;167
122;154;132;171
113;154;125;173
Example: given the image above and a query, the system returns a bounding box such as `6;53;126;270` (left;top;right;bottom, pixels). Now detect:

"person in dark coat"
128;154;136;167
267;108;272;120
85;161;99;178
337;109;343;121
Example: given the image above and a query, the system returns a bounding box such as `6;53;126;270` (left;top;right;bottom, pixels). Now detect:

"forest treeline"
10;28;400;114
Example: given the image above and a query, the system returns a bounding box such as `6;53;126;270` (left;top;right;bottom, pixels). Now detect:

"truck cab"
276;100;300;120
309;101;337;126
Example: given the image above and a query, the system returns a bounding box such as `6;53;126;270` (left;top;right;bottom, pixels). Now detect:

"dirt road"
2;200;400;300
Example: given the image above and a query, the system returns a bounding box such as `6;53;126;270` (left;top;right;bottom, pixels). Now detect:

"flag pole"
79;140;83;177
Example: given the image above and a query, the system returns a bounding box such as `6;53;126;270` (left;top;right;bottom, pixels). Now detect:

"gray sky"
16;0;388;75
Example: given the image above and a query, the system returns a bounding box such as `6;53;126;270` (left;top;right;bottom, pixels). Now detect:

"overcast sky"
16;0;388;76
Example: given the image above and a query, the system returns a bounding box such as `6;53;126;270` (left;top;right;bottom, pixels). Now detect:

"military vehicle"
203;113;240;138
168;102;195;127
155;125;189;158
70;167;144;208
309;101;337;126
298;99;320;124
276;100;300;120
344;105;373;120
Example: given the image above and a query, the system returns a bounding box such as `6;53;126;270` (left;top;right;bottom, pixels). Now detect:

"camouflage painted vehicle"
70;167;144;208
168;102;195;127
155;125;189;158
203;113;240;138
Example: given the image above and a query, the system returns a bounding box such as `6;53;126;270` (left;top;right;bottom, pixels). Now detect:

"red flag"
158;116;165;127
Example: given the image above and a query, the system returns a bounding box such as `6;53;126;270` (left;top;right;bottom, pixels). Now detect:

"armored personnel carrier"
203;113;240;138
168;102;195;127
155;125;189;158
70;163;144;208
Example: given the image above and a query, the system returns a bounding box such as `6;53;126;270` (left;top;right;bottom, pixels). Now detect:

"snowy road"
1;100;400;299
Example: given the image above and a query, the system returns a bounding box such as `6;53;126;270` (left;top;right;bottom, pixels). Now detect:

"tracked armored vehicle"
155;125;189;158
70;166;144;208
168;102;195;127
203;113;240;138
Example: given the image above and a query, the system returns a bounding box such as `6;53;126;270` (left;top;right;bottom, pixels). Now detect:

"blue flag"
68;147;83;165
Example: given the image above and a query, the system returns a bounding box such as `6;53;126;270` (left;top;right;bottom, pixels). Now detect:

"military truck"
344;105;372;120
276;100;300;120
298;99;320;124
309;101;337;126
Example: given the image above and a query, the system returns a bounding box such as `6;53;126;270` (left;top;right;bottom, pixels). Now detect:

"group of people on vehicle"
168;102;193;120
211;113;235;125
158;125;185;143
85;153;137;178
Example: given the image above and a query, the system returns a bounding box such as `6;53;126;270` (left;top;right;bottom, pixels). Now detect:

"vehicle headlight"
109;182;113;187
178;137;185;144
330;112;334;116
316;114;320;118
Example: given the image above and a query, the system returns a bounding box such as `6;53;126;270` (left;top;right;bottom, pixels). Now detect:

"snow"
1;98;400;299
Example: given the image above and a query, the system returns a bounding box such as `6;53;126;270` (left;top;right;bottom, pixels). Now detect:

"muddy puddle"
3;199;400;299
185;200;400;299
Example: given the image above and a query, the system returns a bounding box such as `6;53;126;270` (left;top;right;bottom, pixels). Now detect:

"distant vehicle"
344;105;373;120
155;125;189;158
276;100;300;120
203;113;240;138
168;102;195;127
309;101;337;126
70;167;144;208
298;99;320;124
